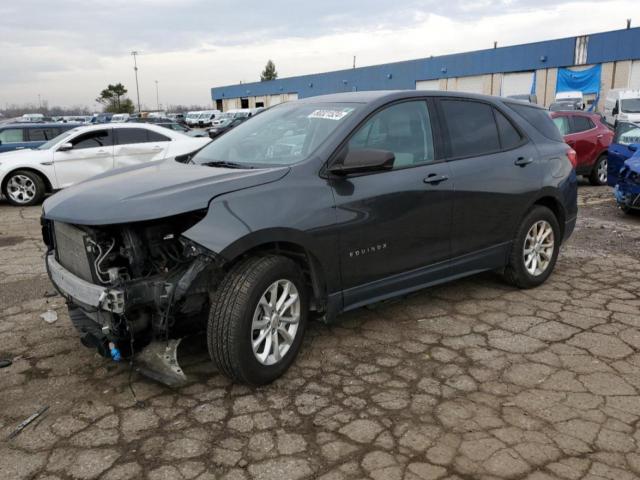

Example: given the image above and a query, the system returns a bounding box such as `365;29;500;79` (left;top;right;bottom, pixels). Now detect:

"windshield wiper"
200;160;251;169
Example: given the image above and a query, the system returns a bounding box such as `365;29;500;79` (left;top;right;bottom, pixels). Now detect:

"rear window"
571;116;595;133
440;99;500;157
508;103;564;142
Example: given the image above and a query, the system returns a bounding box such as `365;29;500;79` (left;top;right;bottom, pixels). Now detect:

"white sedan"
0;123;211;206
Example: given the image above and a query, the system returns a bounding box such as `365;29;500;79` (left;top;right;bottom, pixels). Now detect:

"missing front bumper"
47;254;125;313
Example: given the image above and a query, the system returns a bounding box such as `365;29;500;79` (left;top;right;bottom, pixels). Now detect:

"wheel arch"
218;233;330;315
530;194;567;240
1;166;54;194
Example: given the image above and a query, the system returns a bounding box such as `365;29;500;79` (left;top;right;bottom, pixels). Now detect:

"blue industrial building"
211;27;640;111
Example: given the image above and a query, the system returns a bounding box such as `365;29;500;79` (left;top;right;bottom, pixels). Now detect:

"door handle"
514;157;533;167
423;173;449;185
597;134;603;138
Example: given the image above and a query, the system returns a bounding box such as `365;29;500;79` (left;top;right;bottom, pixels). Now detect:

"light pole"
131;51;142;112
155;80;160;111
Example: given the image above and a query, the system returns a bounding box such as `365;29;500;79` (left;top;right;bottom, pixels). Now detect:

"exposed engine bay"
42;211;220;386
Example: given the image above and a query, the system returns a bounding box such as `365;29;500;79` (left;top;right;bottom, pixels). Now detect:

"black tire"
3;169;46;206
503;206;561;289
207;255;308;385
589;155;608;186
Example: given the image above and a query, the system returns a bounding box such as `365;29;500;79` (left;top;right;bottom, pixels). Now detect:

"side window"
71;130;113;150
571;116;595;133
553;116;570;136
147;130;171;142
46;128;64;139
117;128;150;145
494;109;523;149
347;101;435;169
27;128;48;141
440;99;500;157
0;128;25;144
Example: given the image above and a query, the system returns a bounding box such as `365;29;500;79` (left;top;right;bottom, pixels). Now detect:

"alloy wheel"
523;220;555;276
597;158;607;184
251;279;300;366
6;174;36;204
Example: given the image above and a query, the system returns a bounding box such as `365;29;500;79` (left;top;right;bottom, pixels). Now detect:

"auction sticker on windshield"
308;108;354;121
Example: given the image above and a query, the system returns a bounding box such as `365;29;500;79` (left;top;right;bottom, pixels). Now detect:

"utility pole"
155;80;160;111
131;51;142;112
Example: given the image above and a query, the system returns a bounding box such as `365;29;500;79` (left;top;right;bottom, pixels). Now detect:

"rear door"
0;127;29;152
113;127;170;169
565;115;598;171
53;128;115;187
330;99;453;306
436;97;541;260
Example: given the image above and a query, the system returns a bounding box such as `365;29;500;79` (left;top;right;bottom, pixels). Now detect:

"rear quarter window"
507;103;564;142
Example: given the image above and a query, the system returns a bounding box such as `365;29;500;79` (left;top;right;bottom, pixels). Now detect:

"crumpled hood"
43;160;289;225
624;155;640;174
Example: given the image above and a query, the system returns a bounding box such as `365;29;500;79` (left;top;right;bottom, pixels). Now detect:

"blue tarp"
556;64;602;94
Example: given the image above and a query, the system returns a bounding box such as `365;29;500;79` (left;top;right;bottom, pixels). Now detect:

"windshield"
614;122;640;145
37;128;80;150
621;98;640;114
193;102;360;167
199;113;212;119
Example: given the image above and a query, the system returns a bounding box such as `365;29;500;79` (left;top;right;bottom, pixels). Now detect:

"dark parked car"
208;116;247;138
549;100;583;112
42;91;577;386
0;123;78;153
154;122;208;137
607;122;640;214
550;111;613;185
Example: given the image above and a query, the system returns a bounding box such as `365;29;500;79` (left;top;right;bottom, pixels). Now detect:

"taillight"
566;148;577;169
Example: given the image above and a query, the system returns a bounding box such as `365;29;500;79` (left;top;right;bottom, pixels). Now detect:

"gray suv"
42;91;578;386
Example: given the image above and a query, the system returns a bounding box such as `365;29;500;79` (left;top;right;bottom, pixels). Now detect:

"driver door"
53;128;114;188
329;99;453;308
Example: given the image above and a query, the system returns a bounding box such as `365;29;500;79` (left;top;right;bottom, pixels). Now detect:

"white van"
554;91;585;110
604;89;640;126
185;111;203;127
110;113;130;123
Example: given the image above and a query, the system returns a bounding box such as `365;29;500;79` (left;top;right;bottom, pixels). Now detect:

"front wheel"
503;206;561;289
589;155;608;186
3;170;46;206
207;255;308;385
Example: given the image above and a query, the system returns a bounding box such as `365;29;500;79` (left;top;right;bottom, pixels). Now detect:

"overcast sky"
0;1;636;109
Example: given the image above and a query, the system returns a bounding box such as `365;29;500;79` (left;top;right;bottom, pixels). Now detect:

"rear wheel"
503;206;561;289
3;170;46;206
207;255;308;385
589;155;608;186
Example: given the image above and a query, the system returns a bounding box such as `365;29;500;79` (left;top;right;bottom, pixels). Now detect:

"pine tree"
260;60;278;81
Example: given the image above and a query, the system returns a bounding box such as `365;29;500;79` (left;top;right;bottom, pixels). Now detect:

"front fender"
182;175;340;293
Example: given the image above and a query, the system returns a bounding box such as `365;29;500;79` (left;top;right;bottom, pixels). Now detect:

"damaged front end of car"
614;157;640;212
42;211;222;386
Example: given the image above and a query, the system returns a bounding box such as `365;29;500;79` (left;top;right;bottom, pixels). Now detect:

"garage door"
630;61;640;89
415;79;440;90
452;76;484;94
502;71;535;97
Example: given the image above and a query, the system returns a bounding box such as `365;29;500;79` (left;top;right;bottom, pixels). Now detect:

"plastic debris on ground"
40;310;58;324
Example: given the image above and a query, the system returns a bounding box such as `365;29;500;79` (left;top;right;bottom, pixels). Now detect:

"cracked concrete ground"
1;184;640;480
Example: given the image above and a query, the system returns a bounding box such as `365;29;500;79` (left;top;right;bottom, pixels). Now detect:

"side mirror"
628;144;639;152
58;142;73;151
329;148;395;175
612;106;619;116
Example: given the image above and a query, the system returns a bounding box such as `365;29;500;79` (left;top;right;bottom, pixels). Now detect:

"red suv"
550;111;613;185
